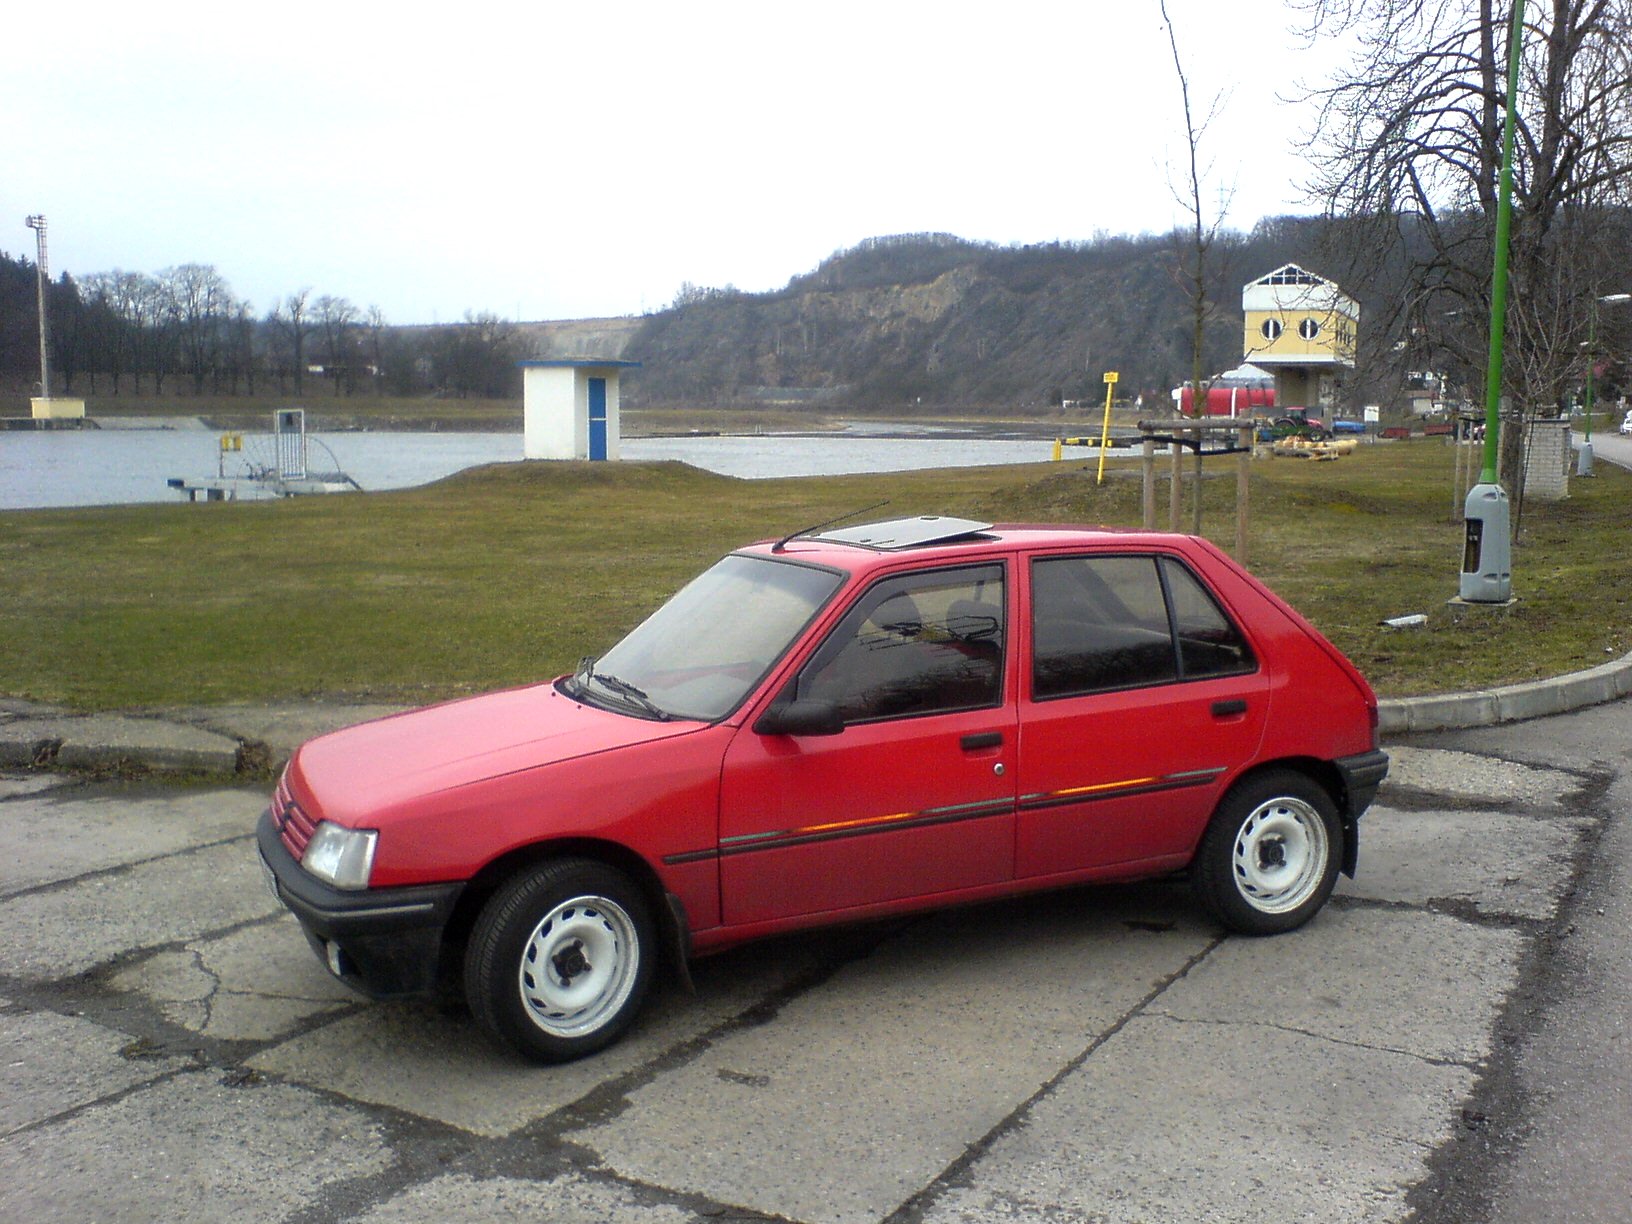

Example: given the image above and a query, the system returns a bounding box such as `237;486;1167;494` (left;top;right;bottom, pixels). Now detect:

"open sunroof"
813;516;994;550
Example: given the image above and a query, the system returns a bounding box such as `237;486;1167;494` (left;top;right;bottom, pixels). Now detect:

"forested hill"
614;218;1368;412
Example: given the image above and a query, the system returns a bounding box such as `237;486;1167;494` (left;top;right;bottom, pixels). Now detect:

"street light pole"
24;215;50;401
1459;0;1525;604
1580;292;1632;476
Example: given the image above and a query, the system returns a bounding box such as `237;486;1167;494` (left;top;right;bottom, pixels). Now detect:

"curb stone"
1377;648;1632;734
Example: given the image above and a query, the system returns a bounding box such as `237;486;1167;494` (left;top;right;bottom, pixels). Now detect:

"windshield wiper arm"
574;657;671;721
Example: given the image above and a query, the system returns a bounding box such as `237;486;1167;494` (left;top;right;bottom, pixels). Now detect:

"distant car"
260;518;1388;1062
1620;409;1632;436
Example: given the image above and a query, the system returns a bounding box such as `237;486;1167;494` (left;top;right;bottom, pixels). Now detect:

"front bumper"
257;810;465;999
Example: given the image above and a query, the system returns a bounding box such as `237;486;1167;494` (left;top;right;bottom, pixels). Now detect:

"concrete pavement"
1;705;1615;1222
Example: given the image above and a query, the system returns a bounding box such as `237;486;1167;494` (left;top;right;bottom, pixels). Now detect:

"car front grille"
272;776;318;860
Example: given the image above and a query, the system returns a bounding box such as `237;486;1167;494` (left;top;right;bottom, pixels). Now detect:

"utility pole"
1458;0;1525;604
24;215;51;400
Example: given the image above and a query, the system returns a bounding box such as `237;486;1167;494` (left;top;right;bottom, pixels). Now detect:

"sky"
4;0;1355;326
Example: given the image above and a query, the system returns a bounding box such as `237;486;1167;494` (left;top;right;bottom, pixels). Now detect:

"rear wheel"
1192;771;1341;935
464;859;654;1062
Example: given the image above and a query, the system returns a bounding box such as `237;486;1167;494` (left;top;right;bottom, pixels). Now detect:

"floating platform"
167;473;361;502
1;416;86;431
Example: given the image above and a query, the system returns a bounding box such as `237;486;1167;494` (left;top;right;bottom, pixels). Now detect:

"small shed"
520;359;642;461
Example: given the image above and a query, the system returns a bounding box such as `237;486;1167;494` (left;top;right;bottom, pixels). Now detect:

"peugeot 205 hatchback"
260;517;1388;1062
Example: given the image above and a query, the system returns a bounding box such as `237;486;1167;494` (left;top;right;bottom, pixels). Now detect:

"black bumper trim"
257;810;465;999
1334;749;1390;820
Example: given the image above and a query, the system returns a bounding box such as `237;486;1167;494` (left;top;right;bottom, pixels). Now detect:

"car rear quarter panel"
1194;543;1378;765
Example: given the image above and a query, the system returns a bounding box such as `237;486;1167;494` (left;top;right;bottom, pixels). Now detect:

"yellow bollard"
1053;438;1063;462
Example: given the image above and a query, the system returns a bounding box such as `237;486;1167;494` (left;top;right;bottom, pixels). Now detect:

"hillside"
588;220;1375;414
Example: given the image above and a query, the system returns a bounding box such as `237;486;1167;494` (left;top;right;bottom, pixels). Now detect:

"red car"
260;517;1387;1062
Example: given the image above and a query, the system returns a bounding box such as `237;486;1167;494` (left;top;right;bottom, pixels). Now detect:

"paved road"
1;701;1627;1223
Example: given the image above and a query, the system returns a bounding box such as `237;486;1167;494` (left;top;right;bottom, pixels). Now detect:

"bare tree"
162;264;234;395
365;305;388;396
272;289;315;394
1159;0;1236;419
314;294;359;395
1295;0;1632;486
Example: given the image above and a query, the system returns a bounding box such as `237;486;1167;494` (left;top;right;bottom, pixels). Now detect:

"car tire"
464;859;654;1063
1192;771;1342;935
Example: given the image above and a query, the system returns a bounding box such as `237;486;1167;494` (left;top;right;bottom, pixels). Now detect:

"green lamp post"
1460;0;1526;604
1579;292;1632;477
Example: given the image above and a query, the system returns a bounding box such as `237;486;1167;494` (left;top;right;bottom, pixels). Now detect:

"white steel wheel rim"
1231;797;1328;914
518;894;639;1039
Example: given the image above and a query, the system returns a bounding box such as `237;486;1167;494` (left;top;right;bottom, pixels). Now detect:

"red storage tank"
1178;384;1277;416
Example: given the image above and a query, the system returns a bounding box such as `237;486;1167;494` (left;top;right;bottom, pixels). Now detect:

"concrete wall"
1524;418;1570;502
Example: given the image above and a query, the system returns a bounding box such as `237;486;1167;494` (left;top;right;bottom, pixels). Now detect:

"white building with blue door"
520;359;641;461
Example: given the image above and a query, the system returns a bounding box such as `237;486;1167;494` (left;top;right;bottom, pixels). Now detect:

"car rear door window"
1160;557;1256;680
1030;555;1254;699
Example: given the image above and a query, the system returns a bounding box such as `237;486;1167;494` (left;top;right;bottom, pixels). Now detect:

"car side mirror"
753;699;844;738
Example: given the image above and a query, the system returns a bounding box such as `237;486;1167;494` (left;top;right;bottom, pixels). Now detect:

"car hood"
291;682;702;823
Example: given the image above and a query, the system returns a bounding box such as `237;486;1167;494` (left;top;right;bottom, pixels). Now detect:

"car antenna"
771;500;890;553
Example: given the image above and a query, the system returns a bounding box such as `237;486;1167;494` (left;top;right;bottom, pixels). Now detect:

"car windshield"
564;554;844;722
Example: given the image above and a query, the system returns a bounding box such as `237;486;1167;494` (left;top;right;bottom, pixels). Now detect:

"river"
0;424;1065;511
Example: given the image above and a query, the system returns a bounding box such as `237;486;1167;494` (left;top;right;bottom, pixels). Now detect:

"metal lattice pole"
24;215;50;400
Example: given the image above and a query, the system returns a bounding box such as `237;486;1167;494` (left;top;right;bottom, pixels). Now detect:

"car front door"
1015;551;1270;879
718;563;1018;925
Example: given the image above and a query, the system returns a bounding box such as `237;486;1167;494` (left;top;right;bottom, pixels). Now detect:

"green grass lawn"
2;439;1628;710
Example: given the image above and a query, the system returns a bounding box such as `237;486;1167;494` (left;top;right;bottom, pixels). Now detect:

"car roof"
739;517;1210;575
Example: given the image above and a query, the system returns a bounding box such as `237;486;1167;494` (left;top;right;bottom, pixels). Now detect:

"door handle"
1211;699;1248;718
961;732;1004;751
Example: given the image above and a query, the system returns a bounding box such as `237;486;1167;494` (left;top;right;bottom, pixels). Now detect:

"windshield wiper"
573;657;671;721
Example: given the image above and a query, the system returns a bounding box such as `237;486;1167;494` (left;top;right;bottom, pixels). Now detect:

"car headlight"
301;822;378;890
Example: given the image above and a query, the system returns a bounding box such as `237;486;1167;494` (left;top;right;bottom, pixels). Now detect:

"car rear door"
1015;550;1270;879
718;562;1018;925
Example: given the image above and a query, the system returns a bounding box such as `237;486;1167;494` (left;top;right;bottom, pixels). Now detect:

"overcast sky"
5;0;1353;325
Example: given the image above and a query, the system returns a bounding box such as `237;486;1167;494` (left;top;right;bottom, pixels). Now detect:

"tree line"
0;255;522;401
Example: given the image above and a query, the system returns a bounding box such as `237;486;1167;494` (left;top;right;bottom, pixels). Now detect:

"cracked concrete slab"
0;840;280;981
575;893;1217;1224
354;1172;697;1223
921;1013;1477;1224
110;916;355;1042
1;1007;191;1137
250;945;825;1137
0;785;265;895
1384;746;1577;807
0;1074;392;1223
1341;805;1592;921
1154;907;1524;1066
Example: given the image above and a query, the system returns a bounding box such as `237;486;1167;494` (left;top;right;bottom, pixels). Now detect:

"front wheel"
464;859;654;1062
1192;771;1342;935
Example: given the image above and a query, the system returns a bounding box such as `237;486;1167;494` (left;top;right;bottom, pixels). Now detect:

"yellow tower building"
1241;264;1359;414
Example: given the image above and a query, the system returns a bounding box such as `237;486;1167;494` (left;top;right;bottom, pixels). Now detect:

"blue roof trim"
517;359;642;369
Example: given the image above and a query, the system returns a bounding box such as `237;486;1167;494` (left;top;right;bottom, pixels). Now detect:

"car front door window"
800;565;1006;723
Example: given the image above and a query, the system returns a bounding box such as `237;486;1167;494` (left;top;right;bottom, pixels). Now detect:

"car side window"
1030;555;1254;699
1160;557;1256;679
798;565;1005;723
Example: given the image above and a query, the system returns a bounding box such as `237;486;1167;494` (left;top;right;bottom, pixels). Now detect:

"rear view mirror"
753;699;844;737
